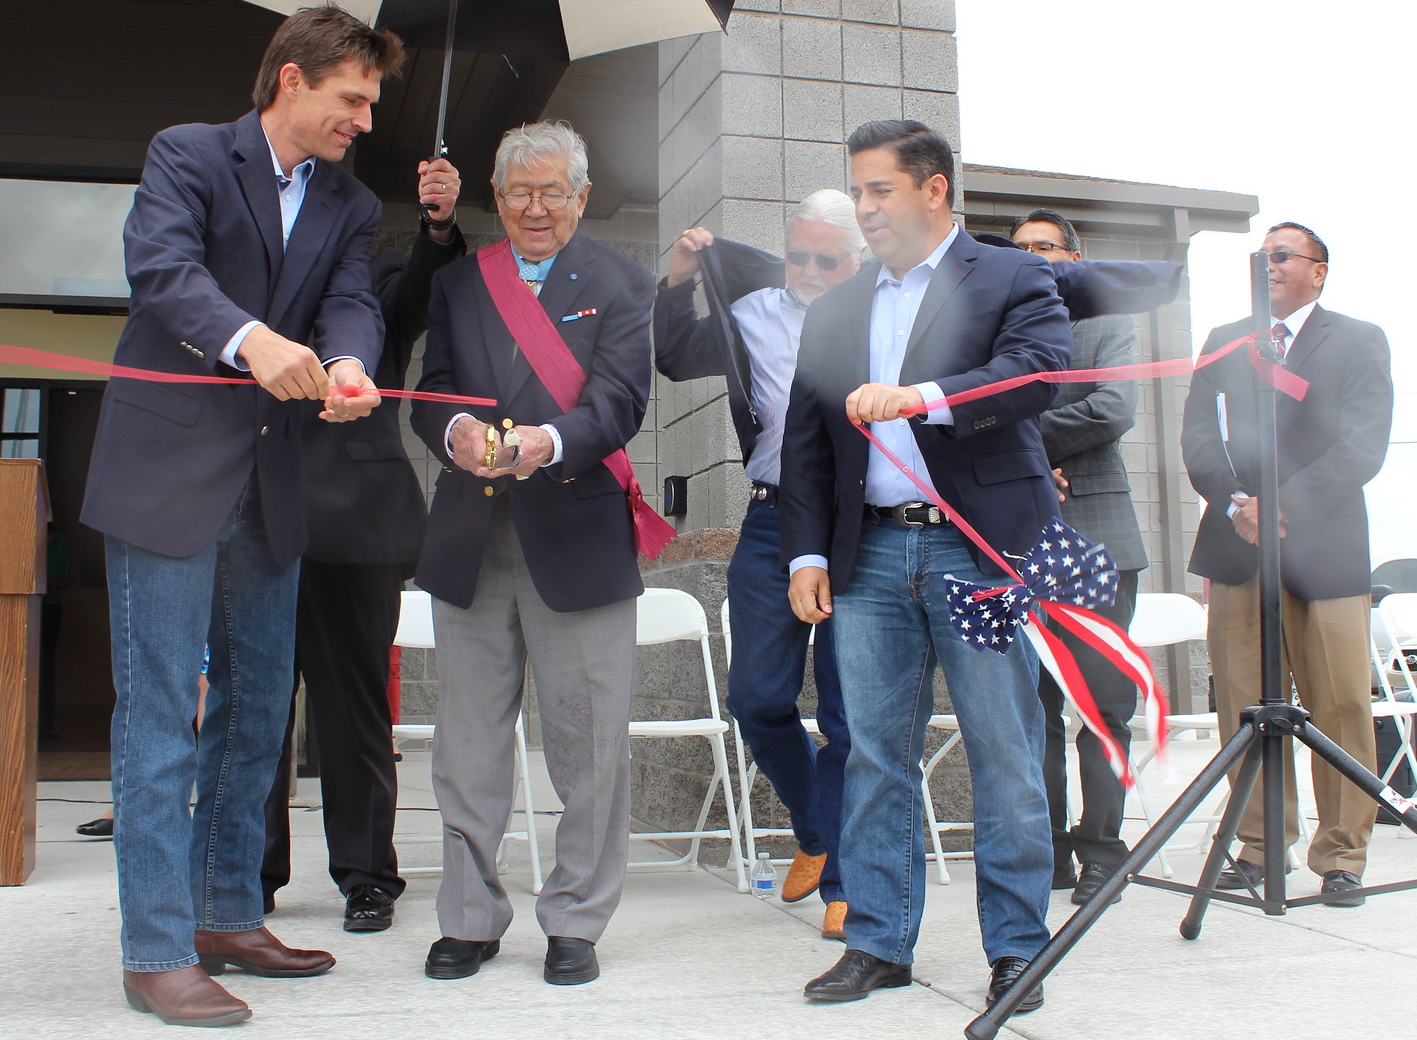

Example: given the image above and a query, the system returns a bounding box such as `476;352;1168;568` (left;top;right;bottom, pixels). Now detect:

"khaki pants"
1209;577;1377;876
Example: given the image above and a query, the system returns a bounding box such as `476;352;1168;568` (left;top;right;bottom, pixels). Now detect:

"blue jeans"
832;520;1051;966
727;498;847;902
107;479;298;971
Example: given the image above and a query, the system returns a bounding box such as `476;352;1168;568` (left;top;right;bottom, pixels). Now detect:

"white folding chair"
628;589;748;892
1372;593;1417;827
1126;593;1219;877
389;590;544;893
723;599;962;886
1128;592;1310;876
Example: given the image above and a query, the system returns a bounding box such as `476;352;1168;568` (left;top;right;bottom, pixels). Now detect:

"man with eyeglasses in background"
1181;222;1392;906
409;120;655;987
654;190;866;940
1011;209;1148;907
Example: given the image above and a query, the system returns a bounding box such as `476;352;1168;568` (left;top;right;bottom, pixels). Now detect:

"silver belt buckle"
751;485;769;502
892;501;938;527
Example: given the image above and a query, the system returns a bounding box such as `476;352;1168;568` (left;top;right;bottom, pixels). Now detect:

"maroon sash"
477;238;675;560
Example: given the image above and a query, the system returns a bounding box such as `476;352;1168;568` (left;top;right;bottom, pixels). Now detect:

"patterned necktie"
1271;321;1291;362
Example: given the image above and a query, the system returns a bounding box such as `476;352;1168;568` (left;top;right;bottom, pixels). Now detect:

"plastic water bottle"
751;852;777;898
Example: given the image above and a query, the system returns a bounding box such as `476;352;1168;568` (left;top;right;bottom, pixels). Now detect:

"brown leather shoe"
782;850;828;903
123;966;251;1027
195;927;335;978
821;900;847;940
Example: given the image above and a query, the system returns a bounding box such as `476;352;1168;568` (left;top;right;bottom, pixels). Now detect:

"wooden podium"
1;459;48;886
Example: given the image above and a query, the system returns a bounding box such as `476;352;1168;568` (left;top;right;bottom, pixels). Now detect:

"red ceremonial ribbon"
0;342;497;409
846;329;1309;782
909;331;1308;414
854;422;1161;786
475;239;677;560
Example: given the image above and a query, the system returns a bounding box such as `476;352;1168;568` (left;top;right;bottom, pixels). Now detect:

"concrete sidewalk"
5;734;1417;1040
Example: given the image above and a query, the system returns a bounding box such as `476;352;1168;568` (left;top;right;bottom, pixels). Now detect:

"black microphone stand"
967;252;1417;1040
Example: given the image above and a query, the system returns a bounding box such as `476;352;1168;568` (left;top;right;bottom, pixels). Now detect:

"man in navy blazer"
410;121;652;988
1182;222;1392;906
781;121;1070;1012
80;7;402;1027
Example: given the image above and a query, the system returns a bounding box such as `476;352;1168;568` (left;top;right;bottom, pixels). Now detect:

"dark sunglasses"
786;250;845;271
1269;249;1323;265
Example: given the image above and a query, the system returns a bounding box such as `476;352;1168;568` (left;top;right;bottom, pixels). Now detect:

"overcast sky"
956;0;1415;565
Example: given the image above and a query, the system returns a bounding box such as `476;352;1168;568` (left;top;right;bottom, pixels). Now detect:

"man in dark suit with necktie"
410;120;654;988
1181;221;1392;906
781;120;1070;1012
80;6;403;1027
1012;209;1149;906
261;158;467;932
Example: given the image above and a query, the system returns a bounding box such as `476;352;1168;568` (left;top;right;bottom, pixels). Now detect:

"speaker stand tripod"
967;251;1417;1039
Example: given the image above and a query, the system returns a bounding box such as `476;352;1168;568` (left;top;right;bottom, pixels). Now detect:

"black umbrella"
246;2;736;159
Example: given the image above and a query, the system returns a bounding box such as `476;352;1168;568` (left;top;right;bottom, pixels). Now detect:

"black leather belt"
866;502;948;528
750;482;778;503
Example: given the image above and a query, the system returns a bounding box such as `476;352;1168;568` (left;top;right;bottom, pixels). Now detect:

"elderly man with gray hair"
410;120;655;987
654;190;866;939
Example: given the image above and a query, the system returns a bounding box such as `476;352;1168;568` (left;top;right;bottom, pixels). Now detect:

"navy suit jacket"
1181;305;1392;599
82;110;384;567
779;231;1073;586
411;231;654;612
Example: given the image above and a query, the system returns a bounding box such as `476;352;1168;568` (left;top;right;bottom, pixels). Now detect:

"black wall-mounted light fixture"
663;475;688;517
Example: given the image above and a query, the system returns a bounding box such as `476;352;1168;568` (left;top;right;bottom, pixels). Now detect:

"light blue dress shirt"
732;286;808;487
790;224;961;577
220;131;316;369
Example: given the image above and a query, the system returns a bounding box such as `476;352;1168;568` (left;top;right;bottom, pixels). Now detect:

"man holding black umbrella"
653;190;865;940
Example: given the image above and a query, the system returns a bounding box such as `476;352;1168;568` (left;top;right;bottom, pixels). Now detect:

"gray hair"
789;189;866;255
492;120;590;193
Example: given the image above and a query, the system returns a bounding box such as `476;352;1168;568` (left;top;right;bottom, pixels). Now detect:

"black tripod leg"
1180;735;1268;938
1298;722;1417;833
1260;724;1291;906
964;722;1258;1040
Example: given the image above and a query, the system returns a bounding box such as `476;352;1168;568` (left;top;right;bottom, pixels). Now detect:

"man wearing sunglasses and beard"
1182;222;1392;907
653;190;866;940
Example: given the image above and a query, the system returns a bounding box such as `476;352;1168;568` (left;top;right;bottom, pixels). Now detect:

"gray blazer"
1040;313;1148;572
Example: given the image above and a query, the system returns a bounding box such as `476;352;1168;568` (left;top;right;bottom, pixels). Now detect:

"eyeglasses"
498;190;573;212
786;250;847;271
1018;240;1073;256
1268;249;1324;265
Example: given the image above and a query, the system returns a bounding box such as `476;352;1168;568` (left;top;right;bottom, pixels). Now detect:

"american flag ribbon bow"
945;519;1169;788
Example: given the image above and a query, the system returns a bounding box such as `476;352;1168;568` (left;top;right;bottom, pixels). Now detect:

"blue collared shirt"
731;286;808;486
220;130;316;368
863;223;959;506
790;225;960;577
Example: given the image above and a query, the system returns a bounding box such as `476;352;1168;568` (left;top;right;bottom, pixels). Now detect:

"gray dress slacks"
430;501;636;942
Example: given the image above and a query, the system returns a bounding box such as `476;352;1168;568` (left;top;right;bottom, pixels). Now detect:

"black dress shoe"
263;892;276;916
987;956;1044;1013
544;936;599;985
1051;866;1077;890
803;949;912;1002
1215;859;1288;891
1072;860;1123;906
425;936;501;980
344;884;396;932
1320;869;1365;907
76;816;114;838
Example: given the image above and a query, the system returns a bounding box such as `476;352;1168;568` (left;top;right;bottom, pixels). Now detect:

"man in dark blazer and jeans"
1012;209;1149;906
782;120;1070;1012
261;158;467;932
1182;221;1392;907
81;7;402;1027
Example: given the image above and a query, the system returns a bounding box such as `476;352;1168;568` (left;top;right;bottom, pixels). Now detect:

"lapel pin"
560;307;598;323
